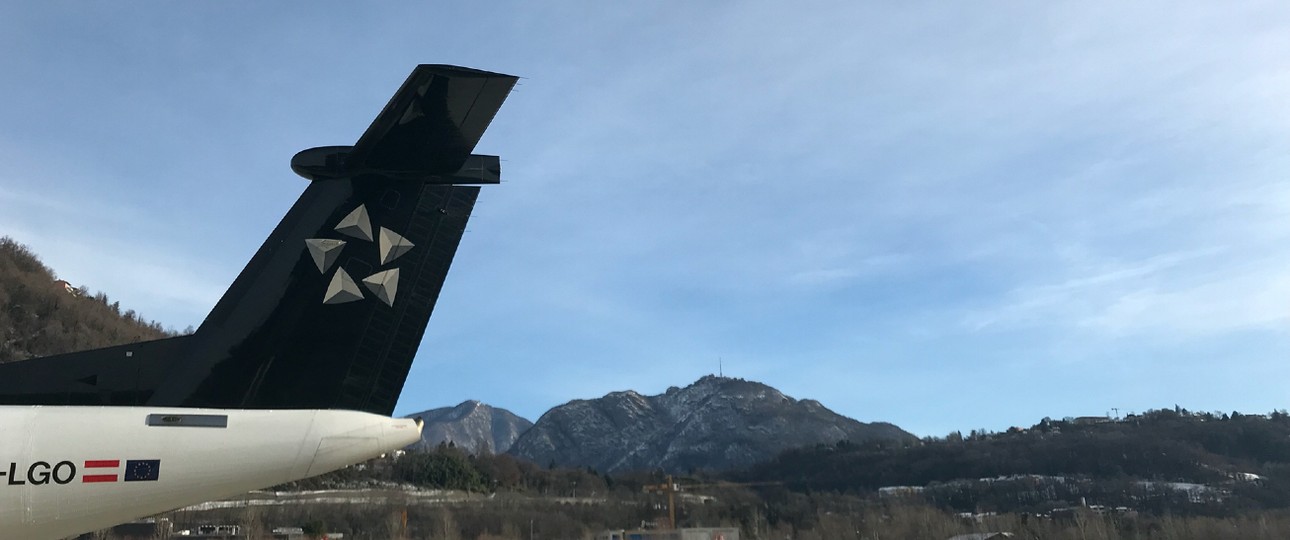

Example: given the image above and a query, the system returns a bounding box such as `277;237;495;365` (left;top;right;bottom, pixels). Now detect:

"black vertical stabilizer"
148;179;481;415
0;65;517;415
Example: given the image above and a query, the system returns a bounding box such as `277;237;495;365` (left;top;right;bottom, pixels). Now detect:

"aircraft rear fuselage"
0;406;421;540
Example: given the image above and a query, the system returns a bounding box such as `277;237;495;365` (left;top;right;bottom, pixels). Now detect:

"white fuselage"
0;406;420;540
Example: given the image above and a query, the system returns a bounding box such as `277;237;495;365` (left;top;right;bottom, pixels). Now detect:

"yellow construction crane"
643;475;680;529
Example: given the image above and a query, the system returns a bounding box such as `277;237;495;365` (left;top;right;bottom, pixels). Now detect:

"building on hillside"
53;279;77;295
597;527;739;540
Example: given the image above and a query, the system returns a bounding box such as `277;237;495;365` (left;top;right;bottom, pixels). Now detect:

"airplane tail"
0;65;518;416
150;179;483;415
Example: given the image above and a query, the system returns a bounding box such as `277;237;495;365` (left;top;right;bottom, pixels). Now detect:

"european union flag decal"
123;459;161;482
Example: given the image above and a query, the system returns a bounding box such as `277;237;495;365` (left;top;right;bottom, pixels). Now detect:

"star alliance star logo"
304;204;413;306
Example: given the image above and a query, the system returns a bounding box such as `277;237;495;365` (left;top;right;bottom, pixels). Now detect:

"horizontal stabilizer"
349;64;518;174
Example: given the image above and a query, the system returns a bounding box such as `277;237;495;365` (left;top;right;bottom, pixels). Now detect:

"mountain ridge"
403;400;533;453
509;374;915;473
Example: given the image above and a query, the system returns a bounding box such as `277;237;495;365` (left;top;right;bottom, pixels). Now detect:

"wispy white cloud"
787;253;910;287
1083;269;1290;335
961;174;1290;338
962;248;1219;332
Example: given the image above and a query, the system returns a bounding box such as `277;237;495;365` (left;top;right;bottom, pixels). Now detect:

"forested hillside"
734;408;1290;513
0;237;173;363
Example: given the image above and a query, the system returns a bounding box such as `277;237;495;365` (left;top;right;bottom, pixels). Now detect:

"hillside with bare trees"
0;236;173;363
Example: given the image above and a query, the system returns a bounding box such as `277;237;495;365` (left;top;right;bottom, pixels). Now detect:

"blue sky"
1;3;1287;437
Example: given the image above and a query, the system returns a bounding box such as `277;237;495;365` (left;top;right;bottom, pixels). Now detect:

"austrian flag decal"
82;459;161;483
